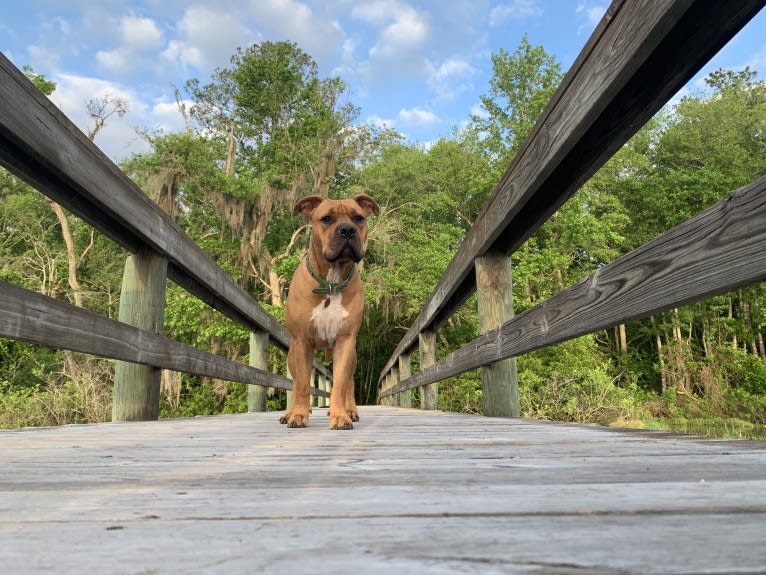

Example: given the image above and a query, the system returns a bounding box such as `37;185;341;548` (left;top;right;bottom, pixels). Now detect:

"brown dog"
281;194;380;429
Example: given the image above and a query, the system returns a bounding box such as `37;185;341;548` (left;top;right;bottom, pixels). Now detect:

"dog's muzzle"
325;224;364;262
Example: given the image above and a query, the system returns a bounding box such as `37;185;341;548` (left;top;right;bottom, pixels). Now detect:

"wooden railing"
0;53;330;420
378;0;766;410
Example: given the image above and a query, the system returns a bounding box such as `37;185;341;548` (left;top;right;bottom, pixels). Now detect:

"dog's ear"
353;195;380;217
293;196;324;219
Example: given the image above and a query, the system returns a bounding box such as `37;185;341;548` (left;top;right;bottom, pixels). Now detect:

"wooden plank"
383;175;766;397
378;0;765;381
0;53;289;351
0;280;329;397
1;407;764;574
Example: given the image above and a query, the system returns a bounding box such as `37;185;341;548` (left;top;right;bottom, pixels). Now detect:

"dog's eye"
352;215;364;223
319;215;333;224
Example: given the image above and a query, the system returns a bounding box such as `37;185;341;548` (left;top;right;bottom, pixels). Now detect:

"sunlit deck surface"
1;406;765;574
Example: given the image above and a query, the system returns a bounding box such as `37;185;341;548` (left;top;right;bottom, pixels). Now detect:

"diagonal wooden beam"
379;0;766;381
0;280;330;398
0;53;289;350
382;175;766;397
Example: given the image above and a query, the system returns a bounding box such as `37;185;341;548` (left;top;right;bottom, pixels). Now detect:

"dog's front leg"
280;339;313;428
328;335;357;430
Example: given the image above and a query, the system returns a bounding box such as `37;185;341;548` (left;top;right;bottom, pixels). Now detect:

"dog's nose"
337;224;356;239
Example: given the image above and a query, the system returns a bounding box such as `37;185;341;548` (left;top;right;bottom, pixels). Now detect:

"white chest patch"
311;295;348;348
310;266;350;348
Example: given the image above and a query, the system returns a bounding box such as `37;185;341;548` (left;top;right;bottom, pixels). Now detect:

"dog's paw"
329;413;354;430
348;408;360;422
279;411;309;428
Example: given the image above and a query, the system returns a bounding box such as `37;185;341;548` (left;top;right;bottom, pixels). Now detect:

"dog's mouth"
325;239;364;263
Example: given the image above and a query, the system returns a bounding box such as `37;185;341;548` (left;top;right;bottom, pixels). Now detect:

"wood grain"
248;330;270;411
419;330;438;410
2;407;764;574
378;0;764;382
382;175;766;397
0;54;283;349
0;280;329;398
112;249;168;421
475;254;519;417
0;53;331;380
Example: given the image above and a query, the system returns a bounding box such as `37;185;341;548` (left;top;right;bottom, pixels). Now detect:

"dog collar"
304;256;356;297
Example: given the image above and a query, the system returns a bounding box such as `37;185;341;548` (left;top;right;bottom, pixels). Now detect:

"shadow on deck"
1;406;765;574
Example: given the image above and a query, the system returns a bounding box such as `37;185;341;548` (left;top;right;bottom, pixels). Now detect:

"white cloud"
427;58;476;101
489;0;543;27
398;106;439;126
161;6;253;74
248;0;343;65
27;44;63;71
351;0;402;24
576;2;607;34
366;114;395;129
95;16;164;76
470;103;489;120
373;10;428;60
95;49;130;75
120;16;163;51
47;73;151;160
352;0;429;62
152;100;191;134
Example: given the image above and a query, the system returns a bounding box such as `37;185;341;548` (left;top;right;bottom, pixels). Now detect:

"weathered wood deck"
1;406;765;574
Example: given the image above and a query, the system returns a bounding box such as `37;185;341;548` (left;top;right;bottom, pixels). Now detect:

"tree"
184;41;372;303
468;35;563;170
608;68;766;400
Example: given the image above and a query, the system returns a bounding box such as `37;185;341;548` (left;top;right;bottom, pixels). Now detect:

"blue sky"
2;1;765;161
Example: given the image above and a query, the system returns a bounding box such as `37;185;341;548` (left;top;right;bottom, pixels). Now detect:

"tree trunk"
618;324;627;353
656;333;667;393
47;200;83;308
224;120;236;177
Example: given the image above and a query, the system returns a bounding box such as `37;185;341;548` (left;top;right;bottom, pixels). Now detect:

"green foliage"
438;372;483;414
518;337;646;425
160;378;249;418
23;65;56;96
468;34;563;171
2;40;765;440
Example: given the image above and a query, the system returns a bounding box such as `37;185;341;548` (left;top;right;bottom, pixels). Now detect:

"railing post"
112;248;168;421
285;363;292;409
398;354;412;408
384;371;393;406
248;330;269;412
475;252;519;417
311;368;319;408
419;330;438;410
391;366;400;407
318;372;329;407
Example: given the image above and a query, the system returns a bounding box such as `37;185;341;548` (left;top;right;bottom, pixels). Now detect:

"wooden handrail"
0;280;313;394
0;53;287;352
380;176;766;398
379;0;766;383
0;53;331;387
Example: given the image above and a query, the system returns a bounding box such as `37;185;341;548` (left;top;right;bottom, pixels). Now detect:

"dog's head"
293;195;380;263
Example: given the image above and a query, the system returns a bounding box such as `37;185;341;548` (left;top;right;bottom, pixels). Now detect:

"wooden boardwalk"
1;406;765;574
